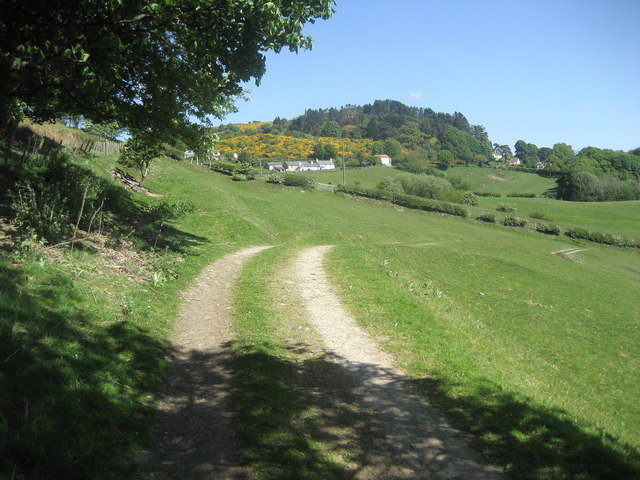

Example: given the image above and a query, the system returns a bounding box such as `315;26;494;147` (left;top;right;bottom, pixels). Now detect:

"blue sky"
216;0;640;152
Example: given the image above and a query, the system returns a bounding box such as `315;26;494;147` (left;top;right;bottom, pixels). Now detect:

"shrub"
502;216;528;227
565;227;636;247
282;174;315;189
377;173;451;199
534;223;561;235
507;193;537;198
335;184;469;218
211;160;237;175
232;173;248;181
496;203;517;214
473;191;501;197
267;172;284;184
462;192;479;206
476;213;496;223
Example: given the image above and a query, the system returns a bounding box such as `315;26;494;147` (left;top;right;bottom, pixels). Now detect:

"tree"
514;140;539;167
118;132;160;187
312;142;326;159
1;1;334;142
319;120;342;138
324;143;338;159
383;138;403;159
437;150;454;170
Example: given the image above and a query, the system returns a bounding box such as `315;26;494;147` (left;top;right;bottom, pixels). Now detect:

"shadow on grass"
230;342;640;480
414;376;640;479
0;261;167;479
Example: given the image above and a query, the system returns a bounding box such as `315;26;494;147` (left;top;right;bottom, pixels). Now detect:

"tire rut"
145;246;270;480
293;245;504;480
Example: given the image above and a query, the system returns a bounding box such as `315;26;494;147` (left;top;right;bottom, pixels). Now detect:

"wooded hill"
215;99;494;168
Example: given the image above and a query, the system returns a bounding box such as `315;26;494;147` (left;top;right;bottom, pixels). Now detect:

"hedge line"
335;184;469;218
565;227;639;248
474;191;501;197
211;161;256;179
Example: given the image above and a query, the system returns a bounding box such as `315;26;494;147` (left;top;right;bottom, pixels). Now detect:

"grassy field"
447;166;557;195
2;150;639;478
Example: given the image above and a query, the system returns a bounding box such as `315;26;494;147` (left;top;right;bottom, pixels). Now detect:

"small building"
375;154;392;166
316;159;336;170
298;161;320;172
267;161;284;171
508;157;521;166
283;160;303;171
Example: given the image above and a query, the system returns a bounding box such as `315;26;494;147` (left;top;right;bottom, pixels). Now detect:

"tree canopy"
1;0;334;141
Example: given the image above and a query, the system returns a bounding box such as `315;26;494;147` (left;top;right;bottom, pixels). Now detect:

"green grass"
3;148;639;479
447;166;557;195
474;195;640;237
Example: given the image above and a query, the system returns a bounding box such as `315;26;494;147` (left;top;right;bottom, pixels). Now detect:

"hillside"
1;126;639;478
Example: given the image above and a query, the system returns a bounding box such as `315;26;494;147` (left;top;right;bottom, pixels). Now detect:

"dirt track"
146;245;503;479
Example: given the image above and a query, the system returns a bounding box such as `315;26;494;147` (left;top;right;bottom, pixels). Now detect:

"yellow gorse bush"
217;134;376;159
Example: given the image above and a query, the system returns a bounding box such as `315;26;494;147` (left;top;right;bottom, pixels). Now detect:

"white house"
283;160;302;171
298;161;321;172
375;154;392;166
316;159;336;170
508;157;521;166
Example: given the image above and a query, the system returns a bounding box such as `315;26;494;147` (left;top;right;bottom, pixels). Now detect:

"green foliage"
437;150;454;170
501;216;528;227
462;192;479;206
507;192;537;198
267;172;285;185
496;203;517;214
10;150;108;242
212;160;238;175
319;120;342;138
565;227;638;248
1;0;334;141
474;191;501;197
282;174;315;189
476;213;496;223
336;184;469;218
533;222;561;235
118;133;160;186
377;173;451;200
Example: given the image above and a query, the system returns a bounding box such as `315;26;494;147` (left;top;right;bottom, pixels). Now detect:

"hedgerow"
565;227;638;247
502;216;528;227
335;184;469;218
282;174;315;189
476;213;496;223
473;191;501;197
507;193;537;198
496;203;517;213
533;222;561;235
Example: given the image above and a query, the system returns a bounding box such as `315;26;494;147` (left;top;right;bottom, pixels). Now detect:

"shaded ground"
144;246;270;479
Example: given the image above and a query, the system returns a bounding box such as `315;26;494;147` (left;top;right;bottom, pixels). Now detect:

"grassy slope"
3;151;639;478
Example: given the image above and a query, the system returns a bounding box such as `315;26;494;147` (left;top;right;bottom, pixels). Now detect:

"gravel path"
294;245;504;480
145;246;270;480
146;244;503;479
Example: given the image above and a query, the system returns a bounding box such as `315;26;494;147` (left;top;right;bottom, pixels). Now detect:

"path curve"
146;246;270;480
294;245;504;480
